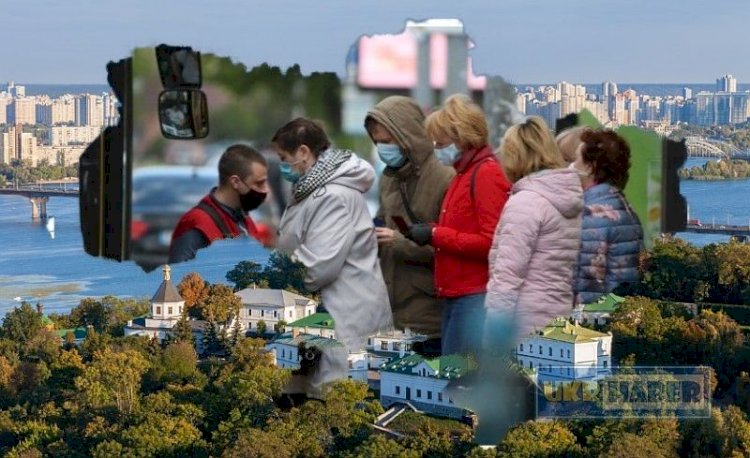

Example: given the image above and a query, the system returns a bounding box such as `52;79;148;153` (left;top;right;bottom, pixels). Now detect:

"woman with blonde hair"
556;125;593;164
405;94;511;357
485;116;583;344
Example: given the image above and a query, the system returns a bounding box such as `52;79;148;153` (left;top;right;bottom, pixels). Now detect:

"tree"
202;317;225;357
497;421;581;458
1;303;44;351
264;251;308;292
75;348;150;414
256;320;267;337
202;283;241;323
274;320;287;334
178;273;210;318
173;311;194;345
70;298;109;332
160;342;200;384
225;261;265;291
338;435;420;458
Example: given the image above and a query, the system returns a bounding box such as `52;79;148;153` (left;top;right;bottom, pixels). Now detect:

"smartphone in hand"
373;217;386;228
391;216;409;234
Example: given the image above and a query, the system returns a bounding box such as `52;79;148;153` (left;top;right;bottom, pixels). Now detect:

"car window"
133;174;216;212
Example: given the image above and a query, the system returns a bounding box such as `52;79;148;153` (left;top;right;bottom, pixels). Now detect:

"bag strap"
398;181;422;224
197;201;233;239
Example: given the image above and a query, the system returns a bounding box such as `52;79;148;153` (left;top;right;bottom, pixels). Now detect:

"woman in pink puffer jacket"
485;116;584;347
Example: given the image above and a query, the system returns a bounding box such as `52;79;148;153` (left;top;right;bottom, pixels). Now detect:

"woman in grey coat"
271;118;393;397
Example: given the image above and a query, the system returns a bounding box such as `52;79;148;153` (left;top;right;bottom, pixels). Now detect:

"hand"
375;227;398;245
406;223;433;246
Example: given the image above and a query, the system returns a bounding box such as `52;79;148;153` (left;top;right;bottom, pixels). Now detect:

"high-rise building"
102;92;119;126
12;97;37;125
716;74;737;93
0;128;17;164
75;96;87;126
602;81;618;98
0;94;10;125
36;101;52;126
683;87;692;100
13;85;26;98
51;95;76;125
18;132;37;162
85;94;104;127
49;126;102;146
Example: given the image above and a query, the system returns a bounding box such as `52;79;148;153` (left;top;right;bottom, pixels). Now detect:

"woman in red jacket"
406;94;511;357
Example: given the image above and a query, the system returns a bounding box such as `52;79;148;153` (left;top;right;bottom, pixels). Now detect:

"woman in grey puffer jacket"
570;129;643;305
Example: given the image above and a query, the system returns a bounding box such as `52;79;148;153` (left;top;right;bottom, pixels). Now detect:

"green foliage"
608;295;746;393
256;320;267;337
226;252;310;294
0;161;78;186
680;159;750;180
225;261;264;291
497;421;581;458
1;303;44;352
75;348;150;414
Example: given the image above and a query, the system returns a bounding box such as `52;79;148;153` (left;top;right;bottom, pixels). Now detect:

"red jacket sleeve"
432;163;511;261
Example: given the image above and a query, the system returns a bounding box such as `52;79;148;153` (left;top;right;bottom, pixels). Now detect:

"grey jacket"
277;152;394;351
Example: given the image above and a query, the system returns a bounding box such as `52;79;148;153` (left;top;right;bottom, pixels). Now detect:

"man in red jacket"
169;144;270;264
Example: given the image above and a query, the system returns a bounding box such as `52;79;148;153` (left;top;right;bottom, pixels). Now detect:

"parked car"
129;164;274;272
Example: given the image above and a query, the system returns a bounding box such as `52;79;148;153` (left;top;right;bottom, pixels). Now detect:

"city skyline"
1;0;749;84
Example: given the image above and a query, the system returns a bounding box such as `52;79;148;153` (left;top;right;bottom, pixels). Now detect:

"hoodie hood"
365;96;434;168
326;152;375;194
513;168;583;218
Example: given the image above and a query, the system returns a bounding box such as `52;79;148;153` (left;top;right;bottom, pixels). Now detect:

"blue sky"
2;0;749;84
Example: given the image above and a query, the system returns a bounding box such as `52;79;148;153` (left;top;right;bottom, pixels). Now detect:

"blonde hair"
424;94;488;150
556;125;593;163
500;116;565;183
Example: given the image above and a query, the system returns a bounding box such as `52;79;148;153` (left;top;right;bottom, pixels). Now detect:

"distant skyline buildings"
717;74;737;93
0;81;118;167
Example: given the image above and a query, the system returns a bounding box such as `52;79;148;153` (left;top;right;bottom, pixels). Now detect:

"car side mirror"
158;89;209;139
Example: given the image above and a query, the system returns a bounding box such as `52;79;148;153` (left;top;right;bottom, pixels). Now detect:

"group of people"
167;94;643;399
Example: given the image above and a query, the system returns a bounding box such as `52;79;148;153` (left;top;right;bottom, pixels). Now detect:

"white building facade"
515;317;612;382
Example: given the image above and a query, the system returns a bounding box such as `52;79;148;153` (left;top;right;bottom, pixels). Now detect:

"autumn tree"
202;283;241;323
178;272;210;318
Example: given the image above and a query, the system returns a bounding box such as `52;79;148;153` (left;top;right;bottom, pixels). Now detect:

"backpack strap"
196;201;233;239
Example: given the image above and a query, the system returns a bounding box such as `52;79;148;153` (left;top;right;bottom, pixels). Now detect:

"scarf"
292;148;353;203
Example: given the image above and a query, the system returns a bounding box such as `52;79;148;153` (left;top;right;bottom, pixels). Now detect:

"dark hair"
580;129;631;190
271;117;331;157
218;144;266;185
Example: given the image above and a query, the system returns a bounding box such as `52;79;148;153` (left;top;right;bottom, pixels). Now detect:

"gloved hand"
406;223;433;246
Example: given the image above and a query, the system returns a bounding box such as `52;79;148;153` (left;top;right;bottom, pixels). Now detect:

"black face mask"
239;188;267;212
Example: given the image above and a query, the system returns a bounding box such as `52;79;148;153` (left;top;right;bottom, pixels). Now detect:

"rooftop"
151;265;184;304
269;331;344;349
535;317;610;344
54;327;88;340
380;354;477;379
235;287;316;309
288;312;335;329
582;293;625;313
